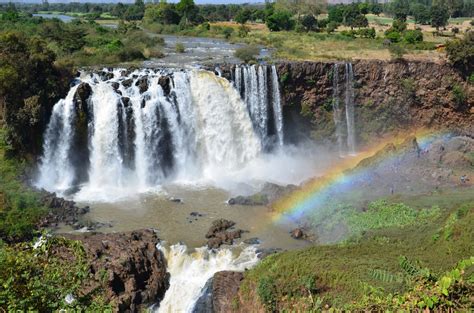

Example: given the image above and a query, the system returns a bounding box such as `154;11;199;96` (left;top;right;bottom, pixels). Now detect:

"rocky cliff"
274;60;473;146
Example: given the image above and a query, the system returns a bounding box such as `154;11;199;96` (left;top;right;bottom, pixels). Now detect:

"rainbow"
271;129;450;223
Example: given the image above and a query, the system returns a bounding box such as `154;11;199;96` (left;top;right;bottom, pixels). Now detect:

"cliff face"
275;60;473;146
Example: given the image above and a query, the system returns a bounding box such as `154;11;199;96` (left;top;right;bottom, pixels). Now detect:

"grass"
241;195;474;310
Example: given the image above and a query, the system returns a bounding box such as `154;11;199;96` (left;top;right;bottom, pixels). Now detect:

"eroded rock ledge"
64;229;169;312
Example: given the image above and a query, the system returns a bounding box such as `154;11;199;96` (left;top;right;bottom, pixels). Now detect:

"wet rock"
135;76;149;93
121;97;131;107
98;71;114;81
206;219;236;238
190;212;204;217
192;278;214;313
228;194;268;206
228;183;297;206
169;197;183;203
158;76;171;96
206;219;243;249
111;82;120;90
37;191;91;228
122;79;133;88
290;228;305;239
243;237;260;245
256;247;283;259
64;229;169;312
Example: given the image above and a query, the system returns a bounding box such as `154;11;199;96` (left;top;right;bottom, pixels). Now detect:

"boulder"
135;76;149;93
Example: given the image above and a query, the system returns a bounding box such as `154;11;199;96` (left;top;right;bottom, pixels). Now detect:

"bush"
386;30;402;43
175;42;185;53
234;45;260;63
326;21;339;33
445;31;474;76
389;44;406;60
404;30;423;44
222;26;234;39
452;84;467;107
358;27;376;39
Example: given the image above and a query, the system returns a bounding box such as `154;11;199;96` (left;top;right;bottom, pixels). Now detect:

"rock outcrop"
64;229;169;312
37;191;91;228
206;219;243;249
274;60;473;145
228;183;297;206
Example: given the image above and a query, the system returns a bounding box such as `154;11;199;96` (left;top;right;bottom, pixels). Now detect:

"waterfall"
344;63;356;155
271;65;284;146
36;68;269;199
156;244;259;313
332;63;357;156
234;64;284;150
37;85;79;192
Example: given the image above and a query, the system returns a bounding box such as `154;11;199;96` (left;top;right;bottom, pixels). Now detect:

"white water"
235;64;284;150
344;63;356;155
37;85;79;192
156;244;259;313
332;63;357;156
37;68;293;201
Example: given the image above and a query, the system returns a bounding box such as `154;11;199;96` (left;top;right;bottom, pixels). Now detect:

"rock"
228;183;297;206
243;237;260;245
135;76;149;93
158;76;171;96
169;197;183;203
111;82;120;90
290;228;305;239
37;191;92;228
212;271;245;313
121;97;131;107
192;278;214;313
98;71;114;81
206;219;235;238
64;229;169;313
228;195;268;206
256;247;282;259
206;219;243;249
122;79;133;88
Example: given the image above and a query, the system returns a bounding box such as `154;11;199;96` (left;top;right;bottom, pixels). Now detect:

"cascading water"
234;64;284;150
155;244;259;313
36;67;284;200
344;63;356;155
332;63;357;156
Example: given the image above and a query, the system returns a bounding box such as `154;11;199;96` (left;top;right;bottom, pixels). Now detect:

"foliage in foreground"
0;129;47;242
0;236;111;311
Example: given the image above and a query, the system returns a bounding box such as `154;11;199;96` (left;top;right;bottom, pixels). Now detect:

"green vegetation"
0;236;111;311
242;199;474;311
446;31;474;76
234;45;260;63
0;130;47;242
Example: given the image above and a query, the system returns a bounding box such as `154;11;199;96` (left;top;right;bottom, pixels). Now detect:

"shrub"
266;11;295;32
358;27;376;39
234;45;260;63
389;44;407;60
175;42;185;53
452;84;467;107
386;30;402;43
326;21;339;33
404;30;423;44
445;31;474;76
222;26;234;39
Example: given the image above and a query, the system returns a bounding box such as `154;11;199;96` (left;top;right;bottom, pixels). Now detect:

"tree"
391;0;410;21
411;3;431;25
445;31;474;76
301;14;317;32
266;10;294;32
352;14;369;29
176;0;198;25
431;3;449;30
235;8;252;25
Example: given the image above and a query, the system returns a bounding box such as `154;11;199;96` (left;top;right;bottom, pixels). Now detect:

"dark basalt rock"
111;82;120;90
228;183;297;206
192;278;214;313
290;228;305;239
122;79;133;88
64;229;169;313
37;191;91;228
98;71;114;81
206;219;243;249
243;237;260;245
158;76;171;96
136;76;149;93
